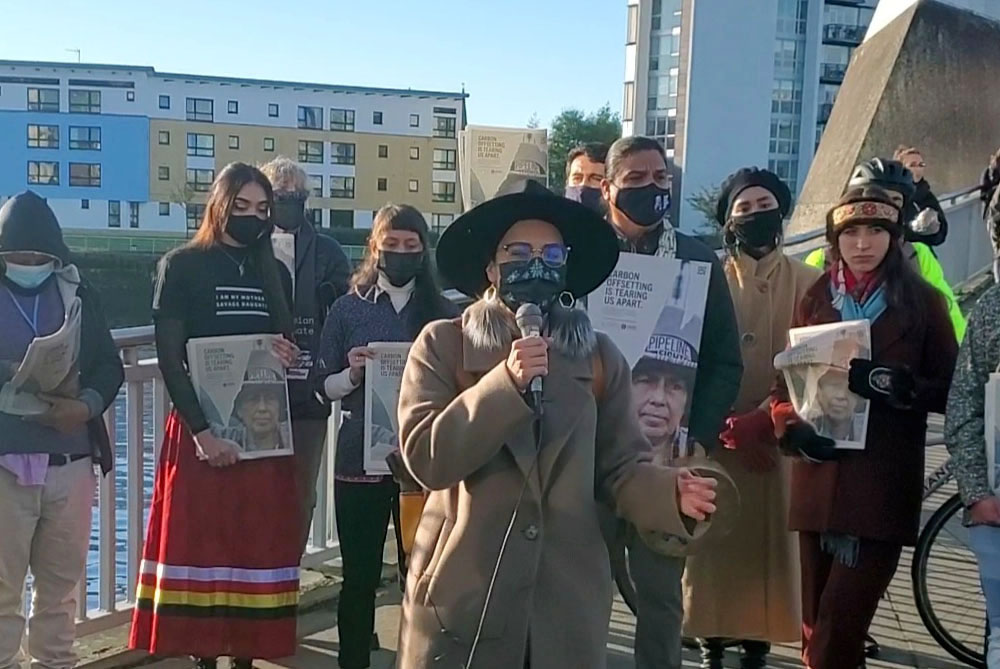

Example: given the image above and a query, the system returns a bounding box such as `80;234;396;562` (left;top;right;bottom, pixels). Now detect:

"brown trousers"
799;532;902;669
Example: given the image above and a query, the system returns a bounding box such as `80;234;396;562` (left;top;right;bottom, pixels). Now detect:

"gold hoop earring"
484;285;497;302
558;291;575;309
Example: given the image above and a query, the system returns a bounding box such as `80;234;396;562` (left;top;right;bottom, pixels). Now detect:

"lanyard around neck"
4;287;41;337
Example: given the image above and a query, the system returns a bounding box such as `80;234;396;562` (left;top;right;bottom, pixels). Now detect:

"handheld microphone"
515;303;545;415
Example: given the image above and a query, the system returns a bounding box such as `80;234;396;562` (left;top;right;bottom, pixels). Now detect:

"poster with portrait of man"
186;334;294;460
588;253;711;463
363;342;411;476
775;320;871;450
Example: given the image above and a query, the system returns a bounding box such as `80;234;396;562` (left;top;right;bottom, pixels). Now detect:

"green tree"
547;105;622;193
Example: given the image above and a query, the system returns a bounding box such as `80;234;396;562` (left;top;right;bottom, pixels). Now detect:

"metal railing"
71;328;342;636
823;22;866;44
820;63;848;83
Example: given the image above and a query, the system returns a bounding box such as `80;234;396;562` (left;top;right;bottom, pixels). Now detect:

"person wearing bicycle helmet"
895;145;948;247
771;186;957;669
945;285;1000;668
805;158;966;342
681;168;819;668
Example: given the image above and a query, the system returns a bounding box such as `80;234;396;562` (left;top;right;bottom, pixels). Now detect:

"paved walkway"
146;432;984;668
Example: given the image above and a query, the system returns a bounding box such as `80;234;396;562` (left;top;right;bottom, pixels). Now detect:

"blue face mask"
3;261;56;290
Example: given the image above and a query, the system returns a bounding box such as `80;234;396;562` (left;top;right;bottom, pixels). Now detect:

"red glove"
770;400;799;439
720;408;778;474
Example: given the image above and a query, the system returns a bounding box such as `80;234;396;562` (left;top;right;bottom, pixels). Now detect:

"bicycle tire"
911;493;986;668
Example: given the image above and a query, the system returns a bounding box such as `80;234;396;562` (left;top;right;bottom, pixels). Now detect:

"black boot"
193;659;216;669
700;638;726;669
232;659;254;669
741;640;770;669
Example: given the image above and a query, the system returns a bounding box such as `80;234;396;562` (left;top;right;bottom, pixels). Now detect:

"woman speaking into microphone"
395;179;718;669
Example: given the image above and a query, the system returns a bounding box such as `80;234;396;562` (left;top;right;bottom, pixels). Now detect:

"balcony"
823;22;866;45
818;103;835;124
820;62;848;84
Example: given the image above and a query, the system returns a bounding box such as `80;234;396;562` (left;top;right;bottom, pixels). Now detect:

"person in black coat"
260;157;351;553
600;135;743;669
894;145;948;247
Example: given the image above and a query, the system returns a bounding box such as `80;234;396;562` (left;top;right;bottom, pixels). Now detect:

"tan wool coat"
682;249;820;642
396;300;708;669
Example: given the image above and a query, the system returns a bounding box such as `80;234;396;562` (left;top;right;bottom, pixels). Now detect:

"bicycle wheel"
911;493;987;668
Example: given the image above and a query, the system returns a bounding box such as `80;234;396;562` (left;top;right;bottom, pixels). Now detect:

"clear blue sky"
0;0;625;129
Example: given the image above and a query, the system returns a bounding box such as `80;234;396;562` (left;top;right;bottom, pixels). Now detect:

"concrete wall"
867;0;1000;40
790;0;1000;235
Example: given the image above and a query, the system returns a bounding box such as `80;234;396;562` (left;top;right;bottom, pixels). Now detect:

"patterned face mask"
497;257;568;313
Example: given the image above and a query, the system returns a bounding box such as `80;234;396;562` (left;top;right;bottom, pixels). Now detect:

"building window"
298;105;323;130
378;145;389;158
81;199;89;209
159;202;170;216
408;179;419;193
27;161;59;185
377;178;388;192
626;4;639;44
330;142;356;165
331;108;355;132
268;103;279;118
228;135;240;150
69;163;101;187
298;140;324;163
306;208;322;227
69;89;101;113
410;146;420;160
329;209;353;229
158;130;170;145
129;202;140;228
126;91;135;102
159;95;170;109
330;176;355;199
264;137;275;152
27;124;59;149
186;204;206;230
69;126;101;151
187;133;215;157
27;87;59;112
434;116;457;139
373;111;383;125
228;100;239;114
433;106;457;115
307;174;323;198
186;168;215;193
186;97;214;122
433;148;457;170
431;213;454;233
108;201;121;228
432;181;456;203
409;114;420;127
623;82;635;122
158;166;170;181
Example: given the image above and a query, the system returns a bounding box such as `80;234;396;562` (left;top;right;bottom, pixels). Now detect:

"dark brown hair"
189;162;294;338
565;142;609;173
351;204;451;335
606;135;668;183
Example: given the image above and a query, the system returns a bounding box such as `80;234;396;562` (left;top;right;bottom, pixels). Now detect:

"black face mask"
564;185;606;214
226;214;271;246
497;257;567;313
378;251;423;287
614;183;671;227
273;197;306;231
730;210;784;257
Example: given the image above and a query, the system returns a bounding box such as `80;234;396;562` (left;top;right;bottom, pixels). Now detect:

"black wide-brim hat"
437;179;620;299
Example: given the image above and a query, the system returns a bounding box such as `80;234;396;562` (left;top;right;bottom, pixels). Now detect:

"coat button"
741;332;756;346
523;524;539;541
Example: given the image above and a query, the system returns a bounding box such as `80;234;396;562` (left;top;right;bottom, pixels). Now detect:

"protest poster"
774;320;871;450
459;125;548;210
985;374;1000;494
186;334;294;459
588;253;711;463
364;342;411;475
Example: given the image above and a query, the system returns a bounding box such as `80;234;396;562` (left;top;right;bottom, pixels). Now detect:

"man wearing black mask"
261;158;350;553
564;142;609;214
601;136;743;669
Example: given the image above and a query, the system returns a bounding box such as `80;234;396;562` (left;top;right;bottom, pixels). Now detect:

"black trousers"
334;479;399;669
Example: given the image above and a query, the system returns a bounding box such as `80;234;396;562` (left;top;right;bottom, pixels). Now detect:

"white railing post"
124;348;144;603
98;407;116;613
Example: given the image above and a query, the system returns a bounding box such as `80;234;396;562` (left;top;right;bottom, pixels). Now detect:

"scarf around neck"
830;260;887;324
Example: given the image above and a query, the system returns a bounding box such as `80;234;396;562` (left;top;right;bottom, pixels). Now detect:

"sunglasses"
501;242;570;267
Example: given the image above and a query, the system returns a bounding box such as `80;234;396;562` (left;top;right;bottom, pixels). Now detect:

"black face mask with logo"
226;214;272;246
497;257;568;313
378;251;424;287
615;183;671;227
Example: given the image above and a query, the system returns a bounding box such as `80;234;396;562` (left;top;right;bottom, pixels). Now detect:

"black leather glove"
779;422;838;463
848;358;916;408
